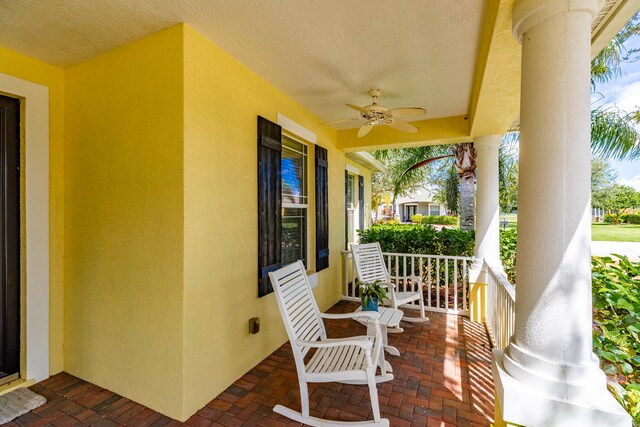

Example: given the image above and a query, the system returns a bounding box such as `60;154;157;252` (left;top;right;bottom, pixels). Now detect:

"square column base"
492;350;631;427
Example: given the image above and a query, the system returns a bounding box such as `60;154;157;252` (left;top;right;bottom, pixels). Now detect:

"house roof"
345;152;386;173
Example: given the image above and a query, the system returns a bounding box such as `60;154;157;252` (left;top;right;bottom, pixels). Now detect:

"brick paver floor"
11;301;494;426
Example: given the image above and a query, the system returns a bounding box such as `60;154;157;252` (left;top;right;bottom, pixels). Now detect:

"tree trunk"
459;172;475;230
452;143;477;231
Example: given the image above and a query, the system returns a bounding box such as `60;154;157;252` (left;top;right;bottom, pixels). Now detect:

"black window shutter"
358;175;365;232
257;116;282;297
315;146;329;272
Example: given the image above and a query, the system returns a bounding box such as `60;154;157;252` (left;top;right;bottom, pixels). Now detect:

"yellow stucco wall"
181;25;344;418
0;22;374;421
63;25;186;418
0;47;65;375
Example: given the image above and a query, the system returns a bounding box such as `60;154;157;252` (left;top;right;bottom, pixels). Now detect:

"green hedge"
499;229;517;283
359;224;474;257
620;214;640;224
604;213;616;223
421;215;459;226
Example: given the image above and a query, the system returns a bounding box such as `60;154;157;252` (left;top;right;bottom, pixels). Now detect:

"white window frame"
346;172;360;246
281;132;310;268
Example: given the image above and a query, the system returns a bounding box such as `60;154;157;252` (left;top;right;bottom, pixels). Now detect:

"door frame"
0;73;50;382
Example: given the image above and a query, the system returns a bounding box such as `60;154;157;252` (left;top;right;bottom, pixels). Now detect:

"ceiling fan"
325;89;426;137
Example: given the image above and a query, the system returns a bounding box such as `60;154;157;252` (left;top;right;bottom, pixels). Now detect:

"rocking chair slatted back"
352;243;390;283
270;261;326;355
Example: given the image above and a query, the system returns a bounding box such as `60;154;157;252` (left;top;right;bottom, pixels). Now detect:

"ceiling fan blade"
387;119;418;133
347;104;370;113
389;107;426;117
357;122;375;137
320;117;363;126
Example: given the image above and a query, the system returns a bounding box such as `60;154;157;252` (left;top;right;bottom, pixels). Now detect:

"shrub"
358;224;474;257
592;256;640;423
421;215;459;226
499;229;517;283
374;218;399;225
626;214;640;224
620;214;630;223
604;213;617;223
411;214;423;223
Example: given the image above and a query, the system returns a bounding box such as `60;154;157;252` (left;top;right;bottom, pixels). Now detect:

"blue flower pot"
361;296;379;311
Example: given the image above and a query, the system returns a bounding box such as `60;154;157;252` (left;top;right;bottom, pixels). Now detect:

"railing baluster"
454;260;458;311
462;259;468;312
427;257;432;309
419;257;424;307
436;258;440;309
402;255;407;293
444;259;449;309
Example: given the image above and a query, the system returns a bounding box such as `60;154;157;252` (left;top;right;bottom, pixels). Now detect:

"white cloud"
618;175;640;191
613;80;640;114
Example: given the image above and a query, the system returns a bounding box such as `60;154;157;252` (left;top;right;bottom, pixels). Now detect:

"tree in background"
592;184;640;224
591;158;618;192
499;134;519;213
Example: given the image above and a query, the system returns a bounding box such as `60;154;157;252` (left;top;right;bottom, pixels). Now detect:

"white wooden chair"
269;261;392;427
351;243;428;323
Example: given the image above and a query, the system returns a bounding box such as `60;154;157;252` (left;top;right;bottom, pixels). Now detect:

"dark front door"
0;95;20;382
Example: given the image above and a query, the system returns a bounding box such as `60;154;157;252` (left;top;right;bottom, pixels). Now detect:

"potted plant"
357;280;388;311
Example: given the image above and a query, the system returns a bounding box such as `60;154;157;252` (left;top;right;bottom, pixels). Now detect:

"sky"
592;35;640;191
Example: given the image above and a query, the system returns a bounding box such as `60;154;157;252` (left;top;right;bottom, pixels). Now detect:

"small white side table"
354;306;404;372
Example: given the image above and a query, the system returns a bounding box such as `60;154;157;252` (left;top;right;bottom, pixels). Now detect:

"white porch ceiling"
0;0;485;127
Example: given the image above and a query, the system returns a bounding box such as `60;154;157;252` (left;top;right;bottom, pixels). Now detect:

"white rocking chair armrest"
320;311;380;321
296;336;373;350
379;282;396;291
407;275;423;285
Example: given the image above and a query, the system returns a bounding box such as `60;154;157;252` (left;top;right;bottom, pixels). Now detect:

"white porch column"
473;135;502;268
492;0;631;425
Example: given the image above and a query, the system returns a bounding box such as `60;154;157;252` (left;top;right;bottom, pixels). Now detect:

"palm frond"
591;107;640;160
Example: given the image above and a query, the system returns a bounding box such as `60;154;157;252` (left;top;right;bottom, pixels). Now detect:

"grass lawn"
591;223;640;242
499;214;640;242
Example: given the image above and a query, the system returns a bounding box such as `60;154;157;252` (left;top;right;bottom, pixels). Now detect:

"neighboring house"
377;186;446;222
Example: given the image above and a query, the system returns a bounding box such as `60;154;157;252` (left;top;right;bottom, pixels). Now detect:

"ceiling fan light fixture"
324;89;426;137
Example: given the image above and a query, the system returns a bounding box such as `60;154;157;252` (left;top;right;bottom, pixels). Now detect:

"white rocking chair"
269;261;392;427
351;243;428;323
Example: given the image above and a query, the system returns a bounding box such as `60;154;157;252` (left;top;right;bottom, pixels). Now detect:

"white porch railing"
342;250;475;316
485;262;515;350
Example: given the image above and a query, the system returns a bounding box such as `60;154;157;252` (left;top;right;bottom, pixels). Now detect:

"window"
282;135;308;266
429;203;440;216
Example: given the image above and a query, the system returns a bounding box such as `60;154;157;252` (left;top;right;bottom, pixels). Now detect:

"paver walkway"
592;241;640;261
11;301;494;426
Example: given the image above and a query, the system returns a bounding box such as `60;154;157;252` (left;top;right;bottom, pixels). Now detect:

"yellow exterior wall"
63;26;186;419
182;25;345;418
2;22;376;422
0;47;65;375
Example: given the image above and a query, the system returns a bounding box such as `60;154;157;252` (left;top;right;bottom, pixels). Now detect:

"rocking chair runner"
269;261;393;427
351;243;428;322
